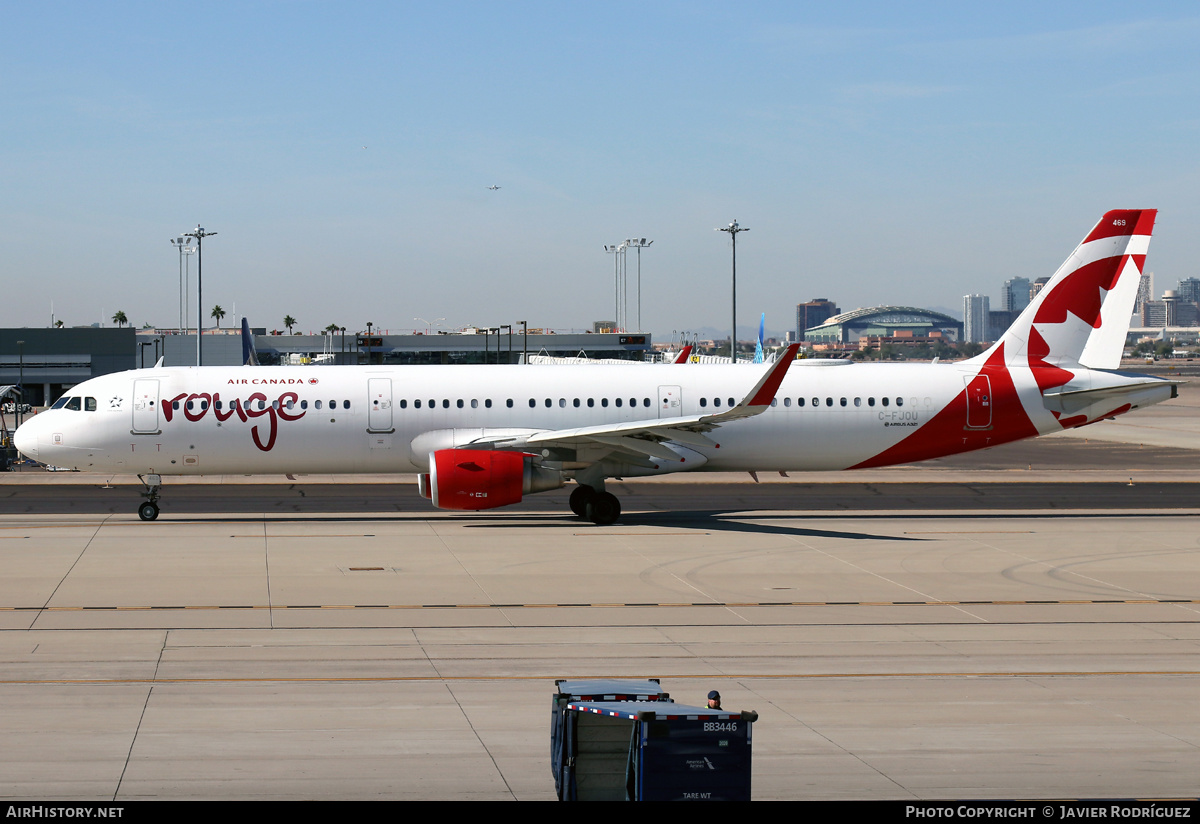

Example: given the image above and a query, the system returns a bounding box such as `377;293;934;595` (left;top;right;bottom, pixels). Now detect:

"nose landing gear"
137;474;162;521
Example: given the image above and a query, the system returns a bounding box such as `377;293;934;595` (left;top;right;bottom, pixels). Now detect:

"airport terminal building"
0;327;652;407
0;328;135;407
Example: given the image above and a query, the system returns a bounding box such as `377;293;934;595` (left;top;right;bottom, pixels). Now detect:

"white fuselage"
15;358;1164;479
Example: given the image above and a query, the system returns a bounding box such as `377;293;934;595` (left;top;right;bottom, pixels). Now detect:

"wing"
467;344;800;463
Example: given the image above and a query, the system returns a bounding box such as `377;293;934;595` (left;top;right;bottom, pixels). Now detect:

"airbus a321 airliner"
14;210;1176;524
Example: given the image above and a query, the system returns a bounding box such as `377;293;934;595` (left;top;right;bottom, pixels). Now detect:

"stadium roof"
808;305;961;330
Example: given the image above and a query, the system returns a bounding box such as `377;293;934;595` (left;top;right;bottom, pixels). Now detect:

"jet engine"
426;449;564;511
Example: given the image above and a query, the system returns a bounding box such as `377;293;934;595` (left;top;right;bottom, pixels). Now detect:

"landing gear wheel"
569;485;597;517
586;492;621;525
138;502;160;522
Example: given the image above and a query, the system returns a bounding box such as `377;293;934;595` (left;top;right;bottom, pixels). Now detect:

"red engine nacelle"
426;449;563;511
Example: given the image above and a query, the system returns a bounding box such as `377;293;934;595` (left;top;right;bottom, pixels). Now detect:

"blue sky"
3;2;1198;339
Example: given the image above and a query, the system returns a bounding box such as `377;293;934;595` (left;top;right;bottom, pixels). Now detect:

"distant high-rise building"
796;299;839;341
1135;271;1154;313
964;294;990;343
989;309;1016;342
1175;277;1200;304
1002;277;1031;313
1030;277;1051;299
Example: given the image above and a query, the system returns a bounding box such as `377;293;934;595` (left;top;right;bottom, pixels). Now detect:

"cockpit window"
85;397;97;411
64;397;81;411
50;397;69;410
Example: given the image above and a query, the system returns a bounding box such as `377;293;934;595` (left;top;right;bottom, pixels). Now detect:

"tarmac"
0;379;1198;800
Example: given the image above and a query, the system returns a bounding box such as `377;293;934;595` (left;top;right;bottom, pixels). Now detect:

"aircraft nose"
12;422;38;459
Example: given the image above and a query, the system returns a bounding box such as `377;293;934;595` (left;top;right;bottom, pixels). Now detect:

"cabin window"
484;399;491;408
643;398;651;407
783;397;791;407
615;398;623;408
587;398;594;408
506;399;513;408
854;398;861;407
601;398;609;407
544;398;552;408
882;397;889;407
573;398;580;408
798;397;806;407
559;398;566;408
471;399;478;409
728;398;735;407
456;399;464;409
713;397;721;407
812;397;818;407
316;400;324;410
285;400;294;411
529;398;536;408
700;398;707;408
771;398;778;407
867;397;875;407
825;397;833;407
186;401;194;411
441;399;449;409
840;398;847;407
896;397;904;407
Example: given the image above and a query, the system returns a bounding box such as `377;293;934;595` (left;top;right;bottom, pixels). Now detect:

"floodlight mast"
716;220;748;363
182;226;217;366
169;237;196;342
625;237;653;332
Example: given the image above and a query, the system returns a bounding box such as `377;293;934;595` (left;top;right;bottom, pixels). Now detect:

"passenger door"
132;380;160;433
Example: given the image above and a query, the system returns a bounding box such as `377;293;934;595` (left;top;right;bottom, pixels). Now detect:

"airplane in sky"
13;210;1175;524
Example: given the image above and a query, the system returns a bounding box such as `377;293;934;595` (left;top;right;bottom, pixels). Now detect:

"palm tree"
54;320;64;328
211;305;226;329
325;323;340;335
111;310;128;328
284;315;297;334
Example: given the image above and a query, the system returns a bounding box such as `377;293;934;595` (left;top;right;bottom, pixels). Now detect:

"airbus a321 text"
14;210;1176;524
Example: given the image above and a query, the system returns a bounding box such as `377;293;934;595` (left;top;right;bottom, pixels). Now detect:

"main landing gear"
137;474;162;521
569;484;621;526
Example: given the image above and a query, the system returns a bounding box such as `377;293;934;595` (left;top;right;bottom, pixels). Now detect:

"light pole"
520;320;527;364
500;323;512;363
16;340;24;429
415;317;445;335
604;243;627;331
170;237;196;336
182;225;217;366
717;220;748;363
626;238;652;332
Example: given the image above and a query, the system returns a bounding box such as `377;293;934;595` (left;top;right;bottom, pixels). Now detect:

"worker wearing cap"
707;690;721;710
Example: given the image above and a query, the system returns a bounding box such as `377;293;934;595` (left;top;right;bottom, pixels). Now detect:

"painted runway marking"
2;598;1196;611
